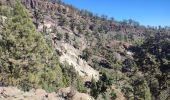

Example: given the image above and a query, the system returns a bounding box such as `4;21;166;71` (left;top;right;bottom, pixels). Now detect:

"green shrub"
110;90;117;100
81;48;92;61
56;32;63;40
76;78;87;93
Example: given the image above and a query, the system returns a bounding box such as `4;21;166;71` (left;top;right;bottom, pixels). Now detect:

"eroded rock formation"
21;0;72;14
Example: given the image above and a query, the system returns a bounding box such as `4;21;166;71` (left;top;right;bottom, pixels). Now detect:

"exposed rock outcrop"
56;42;99;81
21;0;72;14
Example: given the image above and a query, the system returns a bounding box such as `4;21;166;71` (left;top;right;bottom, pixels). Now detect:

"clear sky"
63;0;170;27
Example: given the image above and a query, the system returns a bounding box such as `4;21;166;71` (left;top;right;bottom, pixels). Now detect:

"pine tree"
142;80;152;100
133;79;151;100
0;0;64;91
90;77;98;99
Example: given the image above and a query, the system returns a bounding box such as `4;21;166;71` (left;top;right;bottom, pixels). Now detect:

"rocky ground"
0;87;94;100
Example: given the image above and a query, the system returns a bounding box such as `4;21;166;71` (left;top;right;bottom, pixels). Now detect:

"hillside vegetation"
0;0;65;92
0;0;170;100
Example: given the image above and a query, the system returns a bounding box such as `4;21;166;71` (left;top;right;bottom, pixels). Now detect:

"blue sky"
63;0;170;27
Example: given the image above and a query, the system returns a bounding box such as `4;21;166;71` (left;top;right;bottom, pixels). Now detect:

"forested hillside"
0;0;65;92
0;0;169;100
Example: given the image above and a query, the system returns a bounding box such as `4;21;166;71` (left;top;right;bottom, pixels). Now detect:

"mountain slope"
0;0;170;100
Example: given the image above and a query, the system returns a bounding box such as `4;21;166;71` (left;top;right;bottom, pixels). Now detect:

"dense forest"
0;0;169;100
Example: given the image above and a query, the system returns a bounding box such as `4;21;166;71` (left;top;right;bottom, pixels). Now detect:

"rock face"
0;87;94;100
21;0;71;13
1;0;70;13
56;42;99;81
